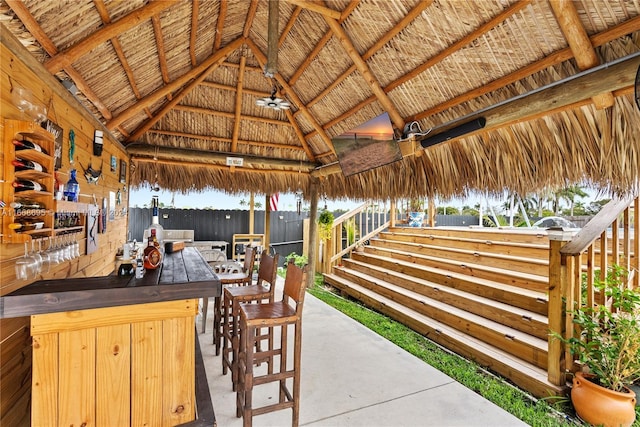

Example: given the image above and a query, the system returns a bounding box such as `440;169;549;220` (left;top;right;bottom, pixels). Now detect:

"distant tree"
437;206;460;215
239;199;247;208
585;198;611;215
255;201;262;209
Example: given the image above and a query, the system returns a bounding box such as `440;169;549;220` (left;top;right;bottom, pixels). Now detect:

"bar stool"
235;261;307;427
205;246;255;355
221;251;279;386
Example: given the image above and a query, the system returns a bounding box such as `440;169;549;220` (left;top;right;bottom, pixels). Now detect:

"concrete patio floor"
197;278;528;427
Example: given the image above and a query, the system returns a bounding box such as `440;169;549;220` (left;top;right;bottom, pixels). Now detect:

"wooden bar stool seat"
205;246;255;355
221;251;279;386
235;261;306;427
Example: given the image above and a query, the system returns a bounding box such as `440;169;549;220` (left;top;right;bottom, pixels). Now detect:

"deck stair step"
323;273;564;398
388;226;550;245
331;265;548;368
380;230;550;262
339;259;548;340
351;251;548;314
367;239;549;292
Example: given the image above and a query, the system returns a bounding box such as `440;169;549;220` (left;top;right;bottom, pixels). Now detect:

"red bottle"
143;229;162;270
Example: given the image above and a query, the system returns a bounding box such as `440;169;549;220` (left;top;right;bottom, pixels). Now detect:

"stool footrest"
254;370;294;386
251;401;295;417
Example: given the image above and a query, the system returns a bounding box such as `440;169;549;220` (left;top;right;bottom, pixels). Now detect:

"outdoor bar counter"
0;247;219;426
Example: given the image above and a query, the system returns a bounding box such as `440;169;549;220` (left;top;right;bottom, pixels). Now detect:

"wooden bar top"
0;247;220;319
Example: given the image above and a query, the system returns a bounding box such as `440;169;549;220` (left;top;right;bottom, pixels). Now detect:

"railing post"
547;229;575;386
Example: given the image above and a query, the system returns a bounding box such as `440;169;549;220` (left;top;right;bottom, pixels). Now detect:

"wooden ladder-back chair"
235;260;307;427
221;251;279;387
206;246;256;355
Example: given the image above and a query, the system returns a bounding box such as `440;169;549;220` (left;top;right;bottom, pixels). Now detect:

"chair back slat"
243;246;256;274
283;260;307;313
256;251;279;294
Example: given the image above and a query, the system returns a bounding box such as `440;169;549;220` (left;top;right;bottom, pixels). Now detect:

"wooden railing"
547;195;639;386
317;201;395;274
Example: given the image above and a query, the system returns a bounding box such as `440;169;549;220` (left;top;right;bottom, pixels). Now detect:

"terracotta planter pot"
571;372;637;427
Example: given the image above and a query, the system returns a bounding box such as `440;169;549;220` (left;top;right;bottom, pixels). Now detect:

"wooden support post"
307;180;319;287
265;194;271;253
427;197;436;227
389;200;396;228
547;230;574;386
249;193;255;235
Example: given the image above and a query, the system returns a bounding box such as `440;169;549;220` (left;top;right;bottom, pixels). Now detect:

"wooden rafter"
283;0;341;19
288;2;355;86
93;0;152;119
284;108;316;161
213;0;227;51
298;0;432;113
279;6;302;46
243;0;259;38
416;53;639;145
190;0;199;66
320;15;404;131
127;41;241;142
151;15;172;101
246;38;335;154
410;14;640;123
173;105;291;127
231;54;247;152
549;0;613;109
199;80;269;98
128;144;317;171
5;0;113;120
45;1;178;74
107;37;245;130
146;129;305;151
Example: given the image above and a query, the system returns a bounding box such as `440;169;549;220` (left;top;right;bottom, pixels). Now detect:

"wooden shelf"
54;226;84;234
15;170;53;181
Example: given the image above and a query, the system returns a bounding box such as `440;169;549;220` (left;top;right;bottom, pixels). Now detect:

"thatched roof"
2;0;639;201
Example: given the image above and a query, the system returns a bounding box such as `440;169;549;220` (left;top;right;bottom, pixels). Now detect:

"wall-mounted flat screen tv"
332;112;402;177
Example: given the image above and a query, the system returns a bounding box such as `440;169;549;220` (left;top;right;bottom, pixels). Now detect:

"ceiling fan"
256;86;290;110
256;0;290;111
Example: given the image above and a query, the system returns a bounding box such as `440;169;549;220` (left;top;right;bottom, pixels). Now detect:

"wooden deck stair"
323;226;565;398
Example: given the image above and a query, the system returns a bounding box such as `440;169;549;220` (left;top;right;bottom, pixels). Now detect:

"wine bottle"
10;199;45;210
12;179;45;192
8;221;45;231
12;158;45;172
12;139;47;154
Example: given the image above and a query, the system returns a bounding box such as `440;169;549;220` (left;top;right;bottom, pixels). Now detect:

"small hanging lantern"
295;190;303;215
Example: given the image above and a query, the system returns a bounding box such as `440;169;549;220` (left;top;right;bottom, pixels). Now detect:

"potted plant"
318;209;334;242
344;218;357;247
408;198;425;227
556;265;640;427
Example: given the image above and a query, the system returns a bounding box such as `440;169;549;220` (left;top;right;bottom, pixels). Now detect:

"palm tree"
555;185;589;216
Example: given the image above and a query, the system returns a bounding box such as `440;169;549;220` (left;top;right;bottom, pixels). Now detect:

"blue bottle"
64;169;80;202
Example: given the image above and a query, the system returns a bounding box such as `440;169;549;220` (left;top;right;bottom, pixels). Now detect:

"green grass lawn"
306;274;591;427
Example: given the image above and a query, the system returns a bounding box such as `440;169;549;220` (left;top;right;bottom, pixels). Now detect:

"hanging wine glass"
11;85;33;119
30;239;43;275
37;238;50;273
28;103;48;124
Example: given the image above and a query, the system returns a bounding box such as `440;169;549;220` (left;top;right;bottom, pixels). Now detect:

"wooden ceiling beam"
549;0;613;109
298;0;434;112
173;105;292;127
133;156;312;177
284;108;316;161
190;0;199;66
288;1;356;86
246;38;336;154
151;15;172;101
146;129;306;151
279;6;302;46
6;0;113;120
126;40;243;142
213;0;227;51
283;0;341;19
93;0;152;118
45;0;178;74
231;54;247;152
198;80;269;97
417;53;639;145
106;37;245;130
128;144;317;171
321;14;405;131
243;0;259;38
410;14;640;123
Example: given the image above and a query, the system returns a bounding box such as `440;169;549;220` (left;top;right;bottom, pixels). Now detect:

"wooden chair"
221;251;279;388
205;246;255;355
235;260;306;427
